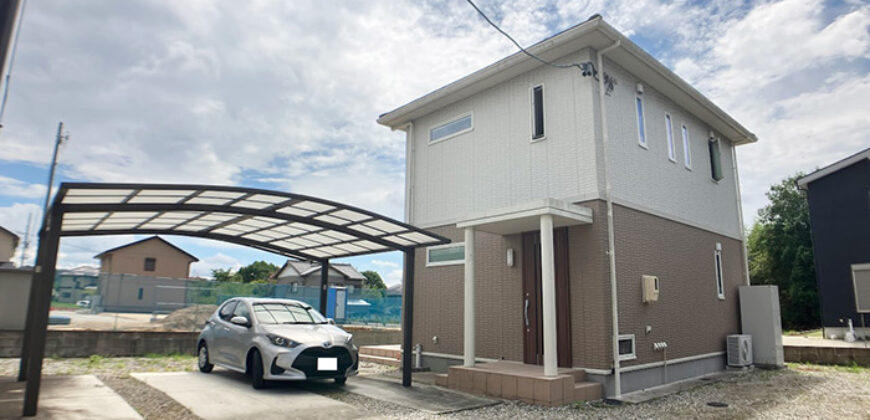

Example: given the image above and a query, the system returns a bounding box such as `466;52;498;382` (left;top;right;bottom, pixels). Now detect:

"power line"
0;0;27;125
463;0;596;77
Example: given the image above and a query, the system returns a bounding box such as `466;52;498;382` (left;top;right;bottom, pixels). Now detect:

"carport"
16;182;449;416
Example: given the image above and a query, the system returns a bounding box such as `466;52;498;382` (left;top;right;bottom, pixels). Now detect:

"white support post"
463;227;476;367
540;214;558;376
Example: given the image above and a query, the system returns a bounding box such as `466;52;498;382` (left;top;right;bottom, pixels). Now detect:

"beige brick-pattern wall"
612;203;744;366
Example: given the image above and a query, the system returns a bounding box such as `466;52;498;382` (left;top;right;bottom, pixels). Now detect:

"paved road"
132;371;364;420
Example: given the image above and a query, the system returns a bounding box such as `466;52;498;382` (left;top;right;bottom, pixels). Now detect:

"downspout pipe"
595;39;622;398
730;145;751;285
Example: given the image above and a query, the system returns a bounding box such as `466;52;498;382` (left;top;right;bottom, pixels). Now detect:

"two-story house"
378;16;756;401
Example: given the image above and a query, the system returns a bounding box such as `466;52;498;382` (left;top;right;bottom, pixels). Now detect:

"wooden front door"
522;228;572;367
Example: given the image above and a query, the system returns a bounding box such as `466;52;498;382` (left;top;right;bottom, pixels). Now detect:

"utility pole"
18;212;30;267
42;121;68;215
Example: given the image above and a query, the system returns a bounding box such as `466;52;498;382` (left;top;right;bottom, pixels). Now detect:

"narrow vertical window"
532;85;544;140
636;97;647;148
681;125;692;169
709;138;724;181
138;287;144;300
714;245;725;299
665;114;676;161
144;257;156;272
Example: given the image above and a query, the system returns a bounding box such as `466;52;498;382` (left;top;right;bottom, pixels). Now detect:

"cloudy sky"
0;0;867;284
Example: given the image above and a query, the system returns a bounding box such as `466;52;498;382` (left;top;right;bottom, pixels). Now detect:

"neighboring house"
272;260;365;293
798;147;870;340
378;16;756;399
95;236;198;278
54;266;100;303
0;225;20;265
94;237;198;313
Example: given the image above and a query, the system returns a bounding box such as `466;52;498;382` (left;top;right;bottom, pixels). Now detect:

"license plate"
317;357;337;371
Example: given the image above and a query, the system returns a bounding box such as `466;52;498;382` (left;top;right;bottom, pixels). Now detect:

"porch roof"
456;198;593;235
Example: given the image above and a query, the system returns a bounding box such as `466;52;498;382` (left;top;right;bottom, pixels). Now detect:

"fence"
154;281;403;326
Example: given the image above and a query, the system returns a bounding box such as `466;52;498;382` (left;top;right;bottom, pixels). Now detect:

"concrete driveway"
132;371;364;420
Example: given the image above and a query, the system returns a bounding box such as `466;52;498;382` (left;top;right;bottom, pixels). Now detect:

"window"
618;334;636;361
253;302;327;325
137;287;144;300
635;96;647;148
348;285;355;294
144;257;156;272
714;244;725;300
709;138;724;181
429;114;472;143
219;300;238;321
291;282;299;293
233;301;251;323
426;243;465;267
681;125;692;169
665;114;676;161
531;85;545;140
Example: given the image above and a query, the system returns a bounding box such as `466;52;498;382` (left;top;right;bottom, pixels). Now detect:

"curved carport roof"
19;182;448;416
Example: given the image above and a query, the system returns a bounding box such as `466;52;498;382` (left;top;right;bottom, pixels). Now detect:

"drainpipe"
730;145;751;285
595;39;622;398
397;122;415;223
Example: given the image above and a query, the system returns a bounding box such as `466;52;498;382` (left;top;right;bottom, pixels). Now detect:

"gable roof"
93;236;199;262
273;260;365;281
377;16;756;146
0;225;19;249
797;147;870;189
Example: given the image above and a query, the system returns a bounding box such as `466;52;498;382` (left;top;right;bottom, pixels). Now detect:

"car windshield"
252;303;328;325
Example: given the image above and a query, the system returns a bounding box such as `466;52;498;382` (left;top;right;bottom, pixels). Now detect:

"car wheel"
250;350;266;389
334;376;347;385
198;342;213;373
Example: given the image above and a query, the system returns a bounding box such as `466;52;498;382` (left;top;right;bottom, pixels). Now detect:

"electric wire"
0;0;27;125
464;0;594;75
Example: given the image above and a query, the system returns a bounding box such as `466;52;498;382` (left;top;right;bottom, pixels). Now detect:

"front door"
522;228;572;367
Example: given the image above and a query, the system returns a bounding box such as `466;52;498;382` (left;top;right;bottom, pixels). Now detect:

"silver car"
196;297;358;388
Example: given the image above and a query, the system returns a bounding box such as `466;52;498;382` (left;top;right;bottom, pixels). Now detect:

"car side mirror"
327;318;336;325
230;316;250;327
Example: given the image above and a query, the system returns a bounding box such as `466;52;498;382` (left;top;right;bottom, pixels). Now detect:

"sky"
0;0;867;285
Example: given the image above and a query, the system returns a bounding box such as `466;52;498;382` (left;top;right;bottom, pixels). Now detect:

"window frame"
618;334;636;361
530;84;546;142
681;124;692;170
428;112;473;145
426;242;465;267
665;113;676;162
714;244;725;300
144;257;156;272
635;96;648;149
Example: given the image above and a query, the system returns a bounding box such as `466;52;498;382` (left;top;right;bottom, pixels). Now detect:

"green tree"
211;268;241;282
361;270;387;289
747;172;818;330
237;261;279;283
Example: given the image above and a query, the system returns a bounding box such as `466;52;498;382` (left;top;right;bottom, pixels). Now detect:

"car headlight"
267;334;300;348
345;334;353;344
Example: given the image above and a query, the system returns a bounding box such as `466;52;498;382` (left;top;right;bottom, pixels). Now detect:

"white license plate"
317;357;337;371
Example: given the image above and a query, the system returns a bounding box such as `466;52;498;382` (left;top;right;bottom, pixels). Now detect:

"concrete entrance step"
359;345;402;359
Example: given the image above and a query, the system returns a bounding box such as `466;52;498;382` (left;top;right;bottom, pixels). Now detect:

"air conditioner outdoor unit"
727;334;753;367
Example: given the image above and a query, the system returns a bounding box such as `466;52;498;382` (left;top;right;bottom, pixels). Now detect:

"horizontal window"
430;114;472;143
426;243;465;267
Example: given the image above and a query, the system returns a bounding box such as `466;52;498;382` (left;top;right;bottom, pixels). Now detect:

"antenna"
19;212;31;266
42;121;69;216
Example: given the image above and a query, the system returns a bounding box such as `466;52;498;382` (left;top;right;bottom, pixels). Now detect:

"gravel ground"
3;357;868;419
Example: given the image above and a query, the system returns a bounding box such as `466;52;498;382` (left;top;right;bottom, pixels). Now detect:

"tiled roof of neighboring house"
93;236;199;262
273;259;365;280
797;147;870;188
0;225;20;249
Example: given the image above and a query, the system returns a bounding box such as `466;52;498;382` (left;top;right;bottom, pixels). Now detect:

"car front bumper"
263;342;358;381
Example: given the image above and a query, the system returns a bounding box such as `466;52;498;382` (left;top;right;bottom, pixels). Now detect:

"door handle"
524;298;530;328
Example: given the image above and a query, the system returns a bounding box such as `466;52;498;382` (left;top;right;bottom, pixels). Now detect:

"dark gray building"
798;147;870;339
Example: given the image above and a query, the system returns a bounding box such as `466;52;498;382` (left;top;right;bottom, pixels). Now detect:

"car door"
211;300;238;365
223;301;255;369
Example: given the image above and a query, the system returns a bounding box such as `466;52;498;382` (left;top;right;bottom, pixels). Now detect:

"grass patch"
788;361;868;373
143;353;194;360
50;301;81;309
783;329;822;338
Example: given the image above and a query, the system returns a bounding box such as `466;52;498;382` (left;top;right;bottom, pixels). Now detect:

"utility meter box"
642;275;659;303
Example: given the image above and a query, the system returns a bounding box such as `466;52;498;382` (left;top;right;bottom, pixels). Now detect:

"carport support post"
319;259;329;316
401;249;415;387
22;207;61;416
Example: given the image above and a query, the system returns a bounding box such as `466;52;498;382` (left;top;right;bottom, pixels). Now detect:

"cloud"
370;259;399;268
0;175;46;199
190;253;242;278
384;269;404;287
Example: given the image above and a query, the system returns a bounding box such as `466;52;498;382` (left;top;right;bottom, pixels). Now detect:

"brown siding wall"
99;238;194;278
612;203;744;366
412;226;524;361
